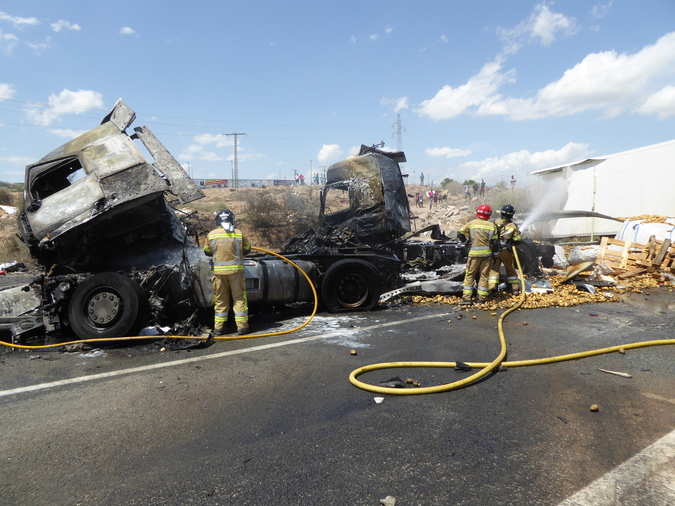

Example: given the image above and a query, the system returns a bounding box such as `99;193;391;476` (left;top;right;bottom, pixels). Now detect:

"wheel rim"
85;290;122;328
335;273;369;308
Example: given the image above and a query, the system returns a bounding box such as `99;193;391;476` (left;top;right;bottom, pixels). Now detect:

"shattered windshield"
29;156;86;201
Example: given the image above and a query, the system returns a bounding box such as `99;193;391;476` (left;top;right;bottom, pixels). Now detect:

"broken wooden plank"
653;238;672;266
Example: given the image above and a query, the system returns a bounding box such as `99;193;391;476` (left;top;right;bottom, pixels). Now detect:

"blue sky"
1;1;674;187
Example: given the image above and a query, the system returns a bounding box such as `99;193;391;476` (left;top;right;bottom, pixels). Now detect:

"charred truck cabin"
11;100;213;342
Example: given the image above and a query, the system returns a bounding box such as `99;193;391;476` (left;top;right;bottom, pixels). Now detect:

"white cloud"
2;156;35;166
28;37;51;55
425;146;471;159
451;142;592;182
369;33;378;41
498;3;577;54
591;1;614;18
0;83;15;100
119;27;136;35
317;144;343;164
0;11;39;28
418;31;675;122
635;86;675;119
439;34;448;43
25;89;104;126
51;20;81;32
348;145;361;157
193;133;232;148
496;31;675;120
415;59;515;120
49;128;87;138
393;97;408;112
385;25;394;35
349;35;356;44
382;96;409;113
0;30;19;54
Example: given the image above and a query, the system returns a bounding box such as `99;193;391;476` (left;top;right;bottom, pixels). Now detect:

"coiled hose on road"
2;246;674;396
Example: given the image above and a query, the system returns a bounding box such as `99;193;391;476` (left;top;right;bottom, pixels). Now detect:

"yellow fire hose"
348;246;675;395
0;246;317;350
2;245;674;396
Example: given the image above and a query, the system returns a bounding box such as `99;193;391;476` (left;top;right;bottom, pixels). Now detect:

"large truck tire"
321;259;381;313
68;272;148;340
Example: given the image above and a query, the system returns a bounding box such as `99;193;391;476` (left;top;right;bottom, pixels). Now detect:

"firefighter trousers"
488;249;520;291
212;272;249;331
462;256;494;301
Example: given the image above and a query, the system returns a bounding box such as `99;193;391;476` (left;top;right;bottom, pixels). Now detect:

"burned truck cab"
12;100;211;341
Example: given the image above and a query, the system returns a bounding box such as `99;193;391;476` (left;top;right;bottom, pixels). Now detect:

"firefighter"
488;204;522;296
458;204;498;305
204;209;251;336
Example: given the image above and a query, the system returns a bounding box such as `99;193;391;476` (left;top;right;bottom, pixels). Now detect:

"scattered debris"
455;361;472;372
590;404;600;412
598;368;632;378
597;236;675;279
380;496;396;506
374;397;385;404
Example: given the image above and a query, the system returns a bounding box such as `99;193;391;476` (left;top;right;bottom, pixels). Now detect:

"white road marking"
0;312;450;398
640;391;675;406
558;429;675;505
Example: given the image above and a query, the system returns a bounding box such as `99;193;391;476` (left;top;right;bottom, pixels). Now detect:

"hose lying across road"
1;246;673;396
348;246;675;395
0;246;317;350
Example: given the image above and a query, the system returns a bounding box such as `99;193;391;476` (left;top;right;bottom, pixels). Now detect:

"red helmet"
476;204;492;219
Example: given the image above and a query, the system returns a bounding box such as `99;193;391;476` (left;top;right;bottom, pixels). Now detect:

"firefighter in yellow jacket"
204;209;251;335
458;204;498;305
488;204;522;296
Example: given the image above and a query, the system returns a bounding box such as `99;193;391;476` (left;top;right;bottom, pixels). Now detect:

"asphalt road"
1;287;674;505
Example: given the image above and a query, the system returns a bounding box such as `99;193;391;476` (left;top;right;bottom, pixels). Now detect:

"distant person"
472;182;479;197
479;179;485;196
420;172;424;185
488;205;522;297
510;175;516;191
464;184;471;200
458;205;498;305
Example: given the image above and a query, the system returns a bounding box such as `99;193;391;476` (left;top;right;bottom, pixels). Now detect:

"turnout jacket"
204;227;251;275
459;218;498;257
494;218;521;247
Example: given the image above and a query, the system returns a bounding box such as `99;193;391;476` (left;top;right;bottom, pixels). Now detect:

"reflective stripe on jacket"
204;228;251;274
459;218;497;257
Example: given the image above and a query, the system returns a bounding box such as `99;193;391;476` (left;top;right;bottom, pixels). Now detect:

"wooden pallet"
597;236;675;278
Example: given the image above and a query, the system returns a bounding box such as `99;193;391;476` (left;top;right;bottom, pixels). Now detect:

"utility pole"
224;132;246;188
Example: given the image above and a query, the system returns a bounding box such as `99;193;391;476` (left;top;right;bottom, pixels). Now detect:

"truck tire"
68;272;148;340
321;259;381;312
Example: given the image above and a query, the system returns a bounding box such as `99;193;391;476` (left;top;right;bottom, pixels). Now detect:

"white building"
529;139;675;239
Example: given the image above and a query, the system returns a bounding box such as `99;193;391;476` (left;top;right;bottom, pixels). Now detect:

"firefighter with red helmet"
488;204;522;296
204;209;251;336
457;204;498;305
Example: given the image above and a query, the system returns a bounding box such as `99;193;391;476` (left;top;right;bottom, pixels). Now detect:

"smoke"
519;176;568;233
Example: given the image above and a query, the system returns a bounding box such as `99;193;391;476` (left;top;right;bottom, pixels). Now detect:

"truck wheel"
322;260;381;312
68;272;148;340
